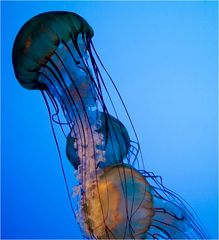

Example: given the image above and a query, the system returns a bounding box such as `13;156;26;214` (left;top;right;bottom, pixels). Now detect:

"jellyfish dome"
81;164;154;239
12;11;93;90
12;11;210;239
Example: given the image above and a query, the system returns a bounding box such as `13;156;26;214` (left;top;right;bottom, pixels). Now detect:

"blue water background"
1;1;218;239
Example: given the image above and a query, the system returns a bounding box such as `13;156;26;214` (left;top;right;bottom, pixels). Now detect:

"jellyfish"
12;11;209;239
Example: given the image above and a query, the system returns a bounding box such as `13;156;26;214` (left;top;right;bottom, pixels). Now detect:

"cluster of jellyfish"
12;11;209;239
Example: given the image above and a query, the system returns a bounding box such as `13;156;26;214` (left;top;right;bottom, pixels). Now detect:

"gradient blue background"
1;1;218;239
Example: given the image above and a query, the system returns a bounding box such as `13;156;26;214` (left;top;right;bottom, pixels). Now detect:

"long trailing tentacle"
39;33;209;239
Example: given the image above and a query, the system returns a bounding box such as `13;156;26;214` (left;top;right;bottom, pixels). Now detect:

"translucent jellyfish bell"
12;11;94;90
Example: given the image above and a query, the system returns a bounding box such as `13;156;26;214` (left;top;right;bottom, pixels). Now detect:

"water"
1;1;218;239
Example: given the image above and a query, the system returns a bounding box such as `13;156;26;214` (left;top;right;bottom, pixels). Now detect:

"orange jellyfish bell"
80;164;154;239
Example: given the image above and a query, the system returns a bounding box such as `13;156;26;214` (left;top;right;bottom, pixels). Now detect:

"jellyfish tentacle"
90;41;146;169
53;38;113;235
41;90;87;238
39;64;87;176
